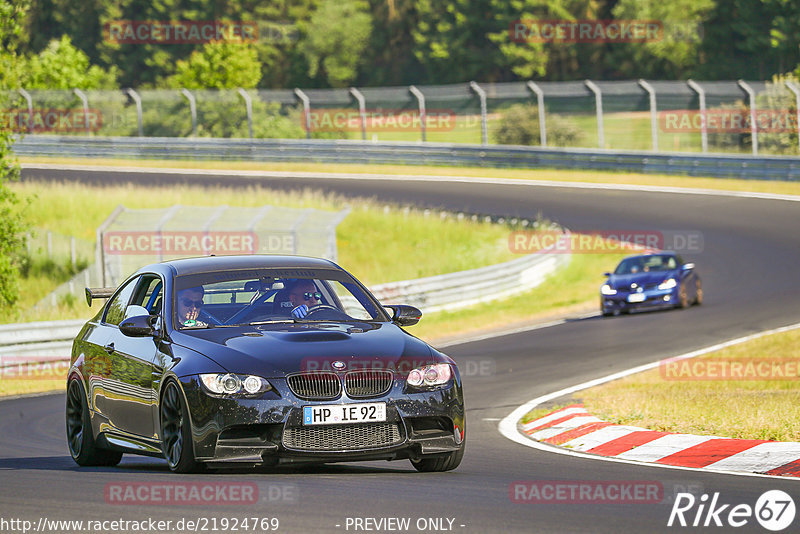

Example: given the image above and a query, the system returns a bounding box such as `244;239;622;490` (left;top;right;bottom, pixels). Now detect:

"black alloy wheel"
66;378;122;466
160;380;201;473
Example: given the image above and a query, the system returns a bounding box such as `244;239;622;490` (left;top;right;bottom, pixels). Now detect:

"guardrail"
372;250;568;314
14;136;800;180
0;246;569;366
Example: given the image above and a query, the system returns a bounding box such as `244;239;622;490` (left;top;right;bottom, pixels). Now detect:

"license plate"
303;402;386;425
628;293;646;303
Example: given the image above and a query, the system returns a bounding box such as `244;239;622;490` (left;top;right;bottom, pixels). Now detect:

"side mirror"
386;305;422;326
120;314;157;337
682;263;695;271
603;272;611;277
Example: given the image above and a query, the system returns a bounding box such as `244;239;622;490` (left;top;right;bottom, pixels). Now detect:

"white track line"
21;163;800;203
498;321;800;481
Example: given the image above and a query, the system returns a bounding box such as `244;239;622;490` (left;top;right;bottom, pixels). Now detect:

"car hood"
171;321;441;377
607;270;679;288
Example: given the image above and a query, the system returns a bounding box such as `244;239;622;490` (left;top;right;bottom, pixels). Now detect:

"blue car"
600;252;702;316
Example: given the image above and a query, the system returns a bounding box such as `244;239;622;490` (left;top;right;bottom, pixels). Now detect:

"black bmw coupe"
66;255;465;473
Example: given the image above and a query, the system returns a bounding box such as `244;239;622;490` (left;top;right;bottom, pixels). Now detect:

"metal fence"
5;79;800;156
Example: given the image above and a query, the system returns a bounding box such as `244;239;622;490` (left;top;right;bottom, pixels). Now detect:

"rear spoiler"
85;287;116;307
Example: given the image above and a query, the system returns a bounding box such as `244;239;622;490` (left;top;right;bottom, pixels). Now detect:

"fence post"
785;81;800;155
638;79;659;151
409;85;426;142
18;89;34;134
294;88;311;139
124;88;143;137
180;89;197;137
349;87;367;141
526;81;547;147
737;80;758;156
584;80;604;149
73;88;91;135
687;80;708;153
236;88;254;139
469;81;488;146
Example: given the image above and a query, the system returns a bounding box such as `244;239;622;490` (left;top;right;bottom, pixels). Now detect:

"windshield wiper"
247;319;297;325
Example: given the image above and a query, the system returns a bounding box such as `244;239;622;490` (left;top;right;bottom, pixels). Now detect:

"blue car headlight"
658;278;677;290
601;284;617;295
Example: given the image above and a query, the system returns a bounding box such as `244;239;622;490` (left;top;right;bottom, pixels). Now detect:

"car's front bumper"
178;375;465;465
601;287;678;313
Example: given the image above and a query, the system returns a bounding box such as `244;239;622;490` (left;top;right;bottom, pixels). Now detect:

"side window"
131;275;163;315
104;277;140;326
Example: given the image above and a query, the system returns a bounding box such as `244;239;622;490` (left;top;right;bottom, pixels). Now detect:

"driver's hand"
291;304;309;319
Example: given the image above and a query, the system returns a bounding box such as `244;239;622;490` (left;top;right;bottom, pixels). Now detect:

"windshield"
614;255;678;275
173;268;388;328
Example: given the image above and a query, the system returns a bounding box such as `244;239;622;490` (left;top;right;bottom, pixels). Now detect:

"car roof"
622;251;677;260
138;255;339;277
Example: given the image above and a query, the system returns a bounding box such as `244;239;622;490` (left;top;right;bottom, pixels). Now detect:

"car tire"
160;380;202;474
678;284;690;309
410;444;464;472
694;279;703;305
66;378;123;467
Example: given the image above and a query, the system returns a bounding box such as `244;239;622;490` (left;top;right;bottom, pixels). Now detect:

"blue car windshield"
173;268;389;328
614;255;678;275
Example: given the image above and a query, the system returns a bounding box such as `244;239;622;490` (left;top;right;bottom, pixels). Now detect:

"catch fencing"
6;79;800;156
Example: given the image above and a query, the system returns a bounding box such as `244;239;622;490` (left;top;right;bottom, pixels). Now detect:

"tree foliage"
299;0;372;87
5;0;800;94
168;42;262;89
0;0;31;311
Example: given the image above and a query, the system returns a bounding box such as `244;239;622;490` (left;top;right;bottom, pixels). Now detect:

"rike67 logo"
668;490;795;531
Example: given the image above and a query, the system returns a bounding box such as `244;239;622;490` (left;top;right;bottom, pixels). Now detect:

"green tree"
612;0;713;79
0;0;31;311
410;0;584;83
168;41;262;89
299;0;372;87
696;0;800;79
23;35;118;89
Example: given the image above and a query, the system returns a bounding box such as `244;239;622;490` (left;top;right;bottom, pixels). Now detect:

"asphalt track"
4;166;800;533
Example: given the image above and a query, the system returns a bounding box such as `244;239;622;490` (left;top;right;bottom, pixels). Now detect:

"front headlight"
601;284;617;295
407;364;452;387
199;373;272;396
658;278;677;290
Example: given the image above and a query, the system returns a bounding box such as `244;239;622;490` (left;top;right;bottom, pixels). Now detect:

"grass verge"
20;157;800;197
9;180;519;322
406;251;625;342
521;327;800;442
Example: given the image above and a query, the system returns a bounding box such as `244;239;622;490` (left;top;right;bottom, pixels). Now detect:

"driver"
177;286;207;327
288;280;321;319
